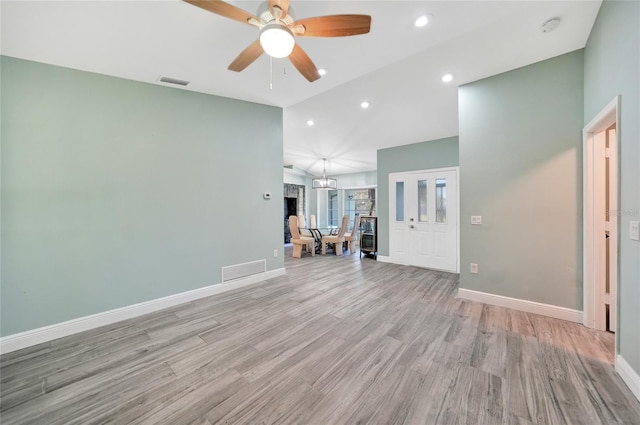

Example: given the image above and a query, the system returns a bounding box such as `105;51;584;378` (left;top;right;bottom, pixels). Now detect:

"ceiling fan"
184;0;371;82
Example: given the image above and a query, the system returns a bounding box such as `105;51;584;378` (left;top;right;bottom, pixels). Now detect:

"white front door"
389;168;458;272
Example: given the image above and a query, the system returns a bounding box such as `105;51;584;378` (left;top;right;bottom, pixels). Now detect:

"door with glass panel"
389;169;458;272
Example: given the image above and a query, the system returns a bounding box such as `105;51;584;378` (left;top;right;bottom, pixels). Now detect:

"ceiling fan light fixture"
260;23;295;58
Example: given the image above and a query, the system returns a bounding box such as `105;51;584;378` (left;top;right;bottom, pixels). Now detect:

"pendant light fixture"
312;158;337;189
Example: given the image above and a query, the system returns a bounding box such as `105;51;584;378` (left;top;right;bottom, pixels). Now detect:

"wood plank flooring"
2;247;640;424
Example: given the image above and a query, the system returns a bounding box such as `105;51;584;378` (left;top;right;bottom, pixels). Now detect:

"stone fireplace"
283;183;305;243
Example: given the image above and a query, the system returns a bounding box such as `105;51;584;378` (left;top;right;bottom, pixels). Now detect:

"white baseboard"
0;268;286;355
457;288;583;323
375;256;459;273
617;355;640;403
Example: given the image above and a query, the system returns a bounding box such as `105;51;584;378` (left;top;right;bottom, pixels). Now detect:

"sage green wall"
335;170;377;189
458;50;584;310
376;137;459;256
0;56;284;336
584;0;640;374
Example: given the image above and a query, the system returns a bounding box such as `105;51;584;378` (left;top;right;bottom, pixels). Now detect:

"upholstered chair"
298;214;312;237
321;214;350;256
289;216;315;258
344;215;361;253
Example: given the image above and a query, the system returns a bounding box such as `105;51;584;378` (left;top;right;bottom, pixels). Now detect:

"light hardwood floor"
2;247;640;424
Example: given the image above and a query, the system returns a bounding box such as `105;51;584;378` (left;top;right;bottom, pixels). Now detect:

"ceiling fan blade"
228;39;264;72
269;0;289;20
184;0;259;26
289;44;321;82
294;15;371;37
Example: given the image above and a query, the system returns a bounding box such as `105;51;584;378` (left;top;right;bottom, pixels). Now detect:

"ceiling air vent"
159;76;190;86
541;17;561;33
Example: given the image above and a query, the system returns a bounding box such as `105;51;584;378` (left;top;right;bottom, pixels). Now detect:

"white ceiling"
1;0;602;176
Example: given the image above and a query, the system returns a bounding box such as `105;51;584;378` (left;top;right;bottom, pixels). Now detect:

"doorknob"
410;225;415;229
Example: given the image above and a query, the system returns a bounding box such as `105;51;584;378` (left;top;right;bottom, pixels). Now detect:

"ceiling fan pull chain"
270;56;273;90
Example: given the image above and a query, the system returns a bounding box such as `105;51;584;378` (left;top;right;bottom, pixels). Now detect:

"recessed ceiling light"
442;73;454;83
306;120;314;126
360;101;370;109
318;68;328;76
414;15;430;28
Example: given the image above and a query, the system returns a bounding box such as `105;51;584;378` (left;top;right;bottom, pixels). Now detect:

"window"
345;188;376;225
328;190;339;227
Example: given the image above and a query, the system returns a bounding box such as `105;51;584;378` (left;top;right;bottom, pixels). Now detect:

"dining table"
301;226;339;253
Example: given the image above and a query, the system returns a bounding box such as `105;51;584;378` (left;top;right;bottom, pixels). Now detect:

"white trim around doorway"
582;95;620;332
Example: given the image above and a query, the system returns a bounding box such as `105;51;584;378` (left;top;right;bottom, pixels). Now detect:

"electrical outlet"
470;263;479;274
273;249;278;257
471;216;482;225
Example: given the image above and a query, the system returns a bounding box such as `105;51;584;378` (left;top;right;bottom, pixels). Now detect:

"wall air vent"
159;76;190;86
221;259;266;283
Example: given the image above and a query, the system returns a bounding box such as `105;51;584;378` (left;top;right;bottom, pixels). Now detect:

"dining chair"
321;214;350;256
309;214;317;229
344;215;361;254
298;214;312;236
289;215;315;258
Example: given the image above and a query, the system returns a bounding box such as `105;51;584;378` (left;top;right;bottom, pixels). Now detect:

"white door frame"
388;166;460;273
583;95;620;335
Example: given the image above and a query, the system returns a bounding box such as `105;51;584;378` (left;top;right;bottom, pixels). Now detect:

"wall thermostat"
263;192;272;200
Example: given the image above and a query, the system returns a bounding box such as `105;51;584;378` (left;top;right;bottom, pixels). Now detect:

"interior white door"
390;169;458;272
582;96;619;338
607;125;617;333
594;124;617;332
593;124;618;332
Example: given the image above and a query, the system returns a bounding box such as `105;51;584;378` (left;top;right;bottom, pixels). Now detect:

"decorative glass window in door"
418;179;428;222
395;182;404;221
436;178;447;223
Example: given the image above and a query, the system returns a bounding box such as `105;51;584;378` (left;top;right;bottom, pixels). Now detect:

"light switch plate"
630;221;640;241
471;216;482;225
